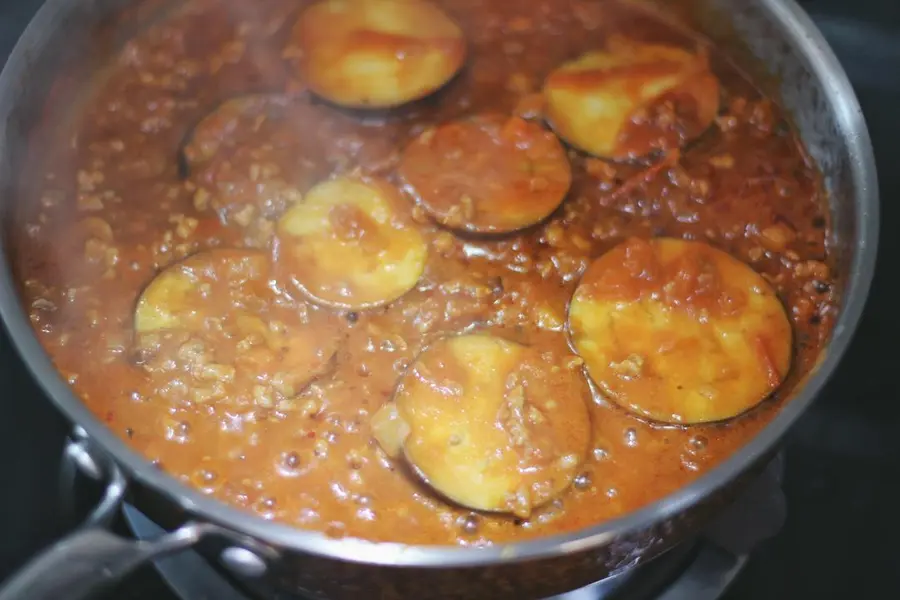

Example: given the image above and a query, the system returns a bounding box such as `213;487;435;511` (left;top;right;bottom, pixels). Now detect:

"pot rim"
0;0;879;568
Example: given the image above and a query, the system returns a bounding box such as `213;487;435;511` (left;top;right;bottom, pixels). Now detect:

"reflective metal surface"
2;2;896;597
0;0;884;597
0;0;876;569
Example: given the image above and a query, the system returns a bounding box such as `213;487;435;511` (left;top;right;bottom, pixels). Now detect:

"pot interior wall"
699;0;864;310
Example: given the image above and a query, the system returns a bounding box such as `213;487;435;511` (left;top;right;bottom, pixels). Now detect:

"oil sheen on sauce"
14;0;836;546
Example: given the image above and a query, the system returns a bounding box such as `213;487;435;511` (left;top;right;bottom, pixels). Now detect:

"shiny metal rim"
0;0;879;568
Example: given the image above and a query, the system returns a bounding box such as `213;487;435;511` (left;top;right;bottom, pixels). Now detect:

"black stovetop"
1;1;898;598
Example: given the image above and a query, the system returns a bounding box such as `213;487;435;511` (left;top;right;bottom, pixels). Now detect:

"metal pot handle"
0;433;275;600
0;521;215;600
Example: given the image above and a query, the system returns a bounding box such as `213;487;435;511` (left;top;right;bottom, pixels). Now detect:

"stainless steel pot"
0;0;879;598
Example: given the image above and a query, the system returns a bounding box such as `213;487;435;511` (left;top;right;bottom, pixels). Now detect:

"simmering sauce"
14;0;836;546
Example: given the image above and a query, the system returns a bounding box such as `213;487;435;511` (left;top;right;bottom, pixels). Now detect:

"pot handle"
0;433;276;600
0;521;215;600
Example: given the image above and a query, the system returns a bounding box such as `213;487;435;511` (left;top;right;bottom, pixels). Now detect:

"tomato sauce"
13;0;836;546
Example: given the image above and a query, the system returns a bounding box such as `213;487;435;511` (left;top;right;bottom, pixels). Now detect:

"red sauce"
13;0;836;545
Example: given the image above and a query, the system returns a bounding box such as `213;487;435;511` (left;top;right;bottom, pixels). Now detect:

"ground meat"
15;0;834;546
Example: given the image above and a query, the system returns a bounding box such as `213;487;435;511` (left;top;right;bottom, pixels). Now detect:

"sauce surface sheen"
14;0;836;545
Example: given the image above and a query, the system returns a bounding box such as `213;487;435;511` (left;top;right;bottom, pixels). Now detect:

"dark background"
0;0;897;598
